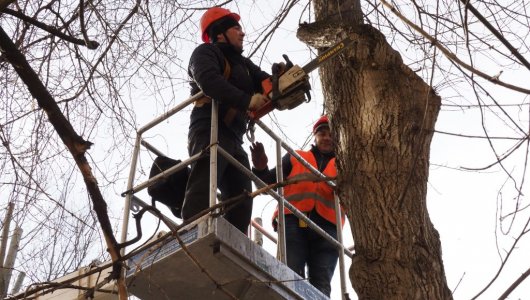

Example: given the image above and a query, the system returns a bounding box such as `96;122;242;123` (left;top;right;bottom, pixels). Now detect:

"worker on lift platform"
250;115;346;297
181;7;271;234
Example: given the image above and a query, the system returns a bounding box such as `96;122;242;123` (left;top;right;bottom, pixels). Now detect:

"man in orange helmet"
250;115;345;297
182;7;270;234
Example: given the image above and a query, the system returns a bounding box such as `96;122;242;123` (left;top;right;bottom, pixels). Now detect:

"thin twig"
378;0;530;94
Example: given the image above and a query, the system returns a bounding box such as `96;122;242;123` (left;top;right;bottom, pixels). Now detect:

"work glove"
249;142;268;171
271;62;287;75
249;93;268;111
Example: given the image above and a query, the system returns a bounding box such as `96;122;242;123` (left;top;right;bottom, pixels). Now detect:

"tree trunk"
298;1;453;299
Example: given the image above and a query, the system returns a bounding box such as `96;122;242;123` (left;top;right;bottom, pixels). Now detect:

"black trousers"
284;213;338;297
181;128;253;234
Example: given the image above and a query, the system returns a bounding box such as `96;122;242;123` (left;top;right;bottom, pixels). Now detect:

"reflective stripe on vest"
285;192;337;210
274;150;345;226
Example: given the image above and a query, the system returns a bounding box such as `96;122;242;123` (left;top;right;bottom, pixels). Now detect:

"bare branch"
2;8;99;49
0;25;126;299
378;0;530;94
460;0;530;71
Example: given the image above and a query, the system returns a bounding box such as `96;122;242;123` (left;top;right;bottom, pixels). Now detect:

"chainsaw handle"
249;77;275;121
282;54;293;69
249;77;274;121
248;99;273;121
249;55;297;121
261;77;273;98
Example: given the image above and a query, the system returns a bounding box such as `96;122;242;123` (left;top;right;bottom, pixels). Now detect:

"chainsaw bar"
302;37;355;74
248;36;355;121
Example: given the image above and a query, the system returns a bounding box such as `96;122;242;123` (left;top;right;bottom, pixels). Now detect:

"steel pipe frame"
120;92;202;252
120;93;353;299
217;146;353;258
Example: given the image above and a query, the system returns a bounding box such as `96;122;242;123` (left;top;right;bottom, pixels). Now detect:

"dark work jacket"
188;43;269;143
253;145;335;185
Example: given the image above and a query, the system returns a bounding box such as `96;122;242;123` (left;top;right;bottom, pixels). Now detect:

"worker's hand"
249;93;268;111
272;62;287;75
250;142;268;170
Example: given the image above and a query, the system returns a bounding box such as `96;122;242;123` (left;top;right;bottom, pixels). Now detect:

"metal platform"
126;216;328;300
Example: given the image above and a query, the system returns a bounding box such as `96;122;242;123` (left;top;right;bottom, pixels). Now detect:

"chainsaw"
249;37;355;120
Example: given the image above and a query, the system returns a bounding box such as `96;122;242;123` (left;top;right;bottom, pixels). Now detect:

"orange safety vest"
273;150;345;226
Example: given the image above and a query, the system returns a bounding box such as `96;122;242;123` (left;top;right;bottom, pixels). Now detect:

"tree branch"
498;266;530;300
378;0;530;94
460;0;530;71
2;8;99;49
0;26;126;299
0;0;15;12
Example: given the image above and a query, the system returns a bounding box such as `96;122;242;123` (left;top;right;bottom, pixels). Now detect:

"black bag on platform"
147;156;190;218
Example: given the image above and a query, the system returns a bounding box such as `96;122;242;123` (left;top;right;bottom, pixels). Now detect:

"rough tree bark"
298;1;453;299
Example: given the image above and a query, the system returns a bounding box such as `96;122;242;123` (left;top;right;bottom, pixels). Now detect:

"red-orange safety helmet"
313;115;329;134
200;7;241;43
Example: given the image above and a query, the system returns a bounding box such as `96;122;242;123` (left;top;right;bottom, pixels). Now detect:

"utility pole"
0;202;24;298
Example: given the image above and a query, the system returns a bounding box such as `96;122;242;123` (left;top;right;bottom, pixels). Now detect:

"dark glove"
250;142;268;171
271;62;286;75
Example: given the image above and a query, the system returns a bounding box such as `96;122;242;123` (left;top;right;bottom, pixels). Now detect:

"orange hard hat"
200;7;241;43
313;115;329;134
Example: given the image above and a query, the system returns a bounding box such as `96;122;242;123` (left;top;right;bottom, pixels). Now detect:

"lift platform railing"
120;91;204;248
120;93;353;299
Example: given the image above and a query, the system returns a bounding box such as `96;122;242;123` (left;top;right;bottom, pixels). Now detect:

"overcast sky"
121;2;530;299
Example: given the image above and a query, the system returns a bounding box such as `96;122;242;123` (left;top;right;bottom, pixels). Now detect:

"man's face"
314;127;334;153
217;25;245;51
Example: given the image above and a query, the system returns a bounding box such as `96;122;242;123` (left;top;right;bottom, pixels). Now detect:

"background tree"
0;0;198;296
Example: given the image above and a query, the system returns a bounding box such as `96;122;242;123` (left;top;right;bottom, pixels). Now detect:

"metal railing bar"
217;146;353;258
121;94;197;249
130;195;179;228
251;219;278;244
122;153;201;196
256;119;336;187
209;100;219;222
335;194;348;299
141;139;165;157
275;138;287;263
137;92;203;135
121;134;143;253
